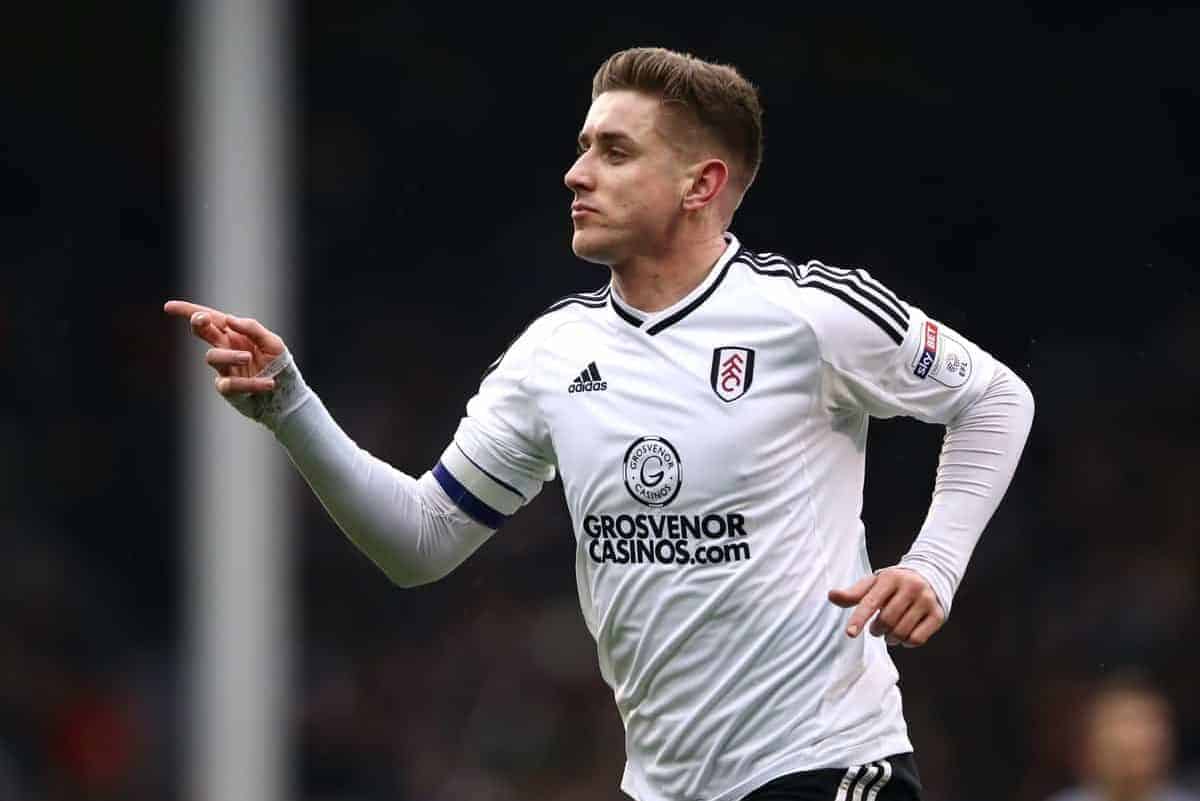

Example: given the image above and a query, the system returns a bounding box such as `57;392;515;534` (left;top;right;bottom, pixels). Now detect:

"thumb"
225;315;284;356
828;574;876;608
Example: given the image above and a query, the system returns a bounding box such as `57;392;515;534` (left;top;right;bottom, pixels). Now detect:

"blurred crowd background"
2;4;1197;801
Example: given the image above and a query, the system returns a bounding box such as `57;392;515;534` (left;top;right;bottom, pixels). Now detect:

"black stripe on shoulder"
481;284;609;379
804;260;909;323
543;285;611;315
737;258;906;345
853;269;905;316
742;251;909;330
802;263;908;329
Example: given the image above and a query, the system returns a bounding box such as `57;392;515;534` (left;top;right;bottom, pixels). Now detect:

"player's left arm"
829;363;1034;646
812;270;1035;647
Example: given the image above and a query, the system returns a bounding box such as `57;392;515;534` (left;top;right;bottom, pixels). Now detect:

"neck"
610;231;729;313
1101;778;1162;801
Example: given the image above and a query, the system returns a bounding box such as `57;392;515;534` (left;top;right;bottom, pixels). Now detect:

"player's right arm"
163;300;553;587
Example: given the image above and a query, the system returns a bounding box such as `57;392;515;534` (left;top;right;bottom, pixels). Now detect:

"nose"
564;153;593;194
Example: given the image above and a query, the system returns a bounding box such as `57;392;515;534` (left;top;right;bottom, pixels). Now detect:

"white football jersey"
434;233;997;801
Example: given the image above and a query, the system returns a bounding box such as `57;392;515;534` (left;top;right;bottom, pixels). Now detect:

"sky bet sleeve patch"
912;320;972;388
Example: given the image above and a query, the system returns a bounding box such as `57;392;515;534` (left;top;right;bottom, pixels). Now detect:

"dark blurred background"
1;4;1197;801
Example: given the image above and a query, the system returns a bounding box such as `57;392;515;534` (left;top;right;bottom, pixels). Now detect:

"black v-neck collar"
608;233;741;336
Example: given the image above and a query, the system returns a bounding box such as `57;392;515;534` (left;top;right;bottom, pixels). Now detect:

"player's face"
1086;692;1173;789
564;90;693;266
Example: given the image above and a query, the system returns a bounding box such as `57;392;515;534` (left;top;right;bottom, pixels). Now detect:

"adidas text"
569;362;607;393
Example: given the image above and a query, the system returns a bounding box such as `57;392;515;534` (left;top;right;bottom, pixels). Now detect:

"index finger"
164;300;220;320
165;300;234;348
164;300;233;331
845;573;898;637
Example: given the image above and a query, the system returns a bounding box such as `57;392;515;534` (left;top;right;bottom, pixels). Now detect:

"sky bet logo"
913;320;939;378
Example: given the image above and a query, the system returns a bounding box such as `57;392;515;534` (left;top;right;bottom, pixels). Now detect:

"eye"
606;149;628;163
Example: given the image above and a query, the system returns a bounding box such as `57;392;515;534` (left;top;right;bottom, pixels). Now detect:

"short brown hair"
592;47;764;193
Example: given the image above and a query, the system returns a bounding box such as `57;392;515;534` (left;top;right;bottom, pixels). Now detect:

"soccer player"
166;47;1034;801
1042;673;1200;801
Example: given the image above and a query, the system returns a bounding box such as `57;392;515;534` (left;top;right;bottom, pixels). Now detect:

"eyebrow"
577;130;639;149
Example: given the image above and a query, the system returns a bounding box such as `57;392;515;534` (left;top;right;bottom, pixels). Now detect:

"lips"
571;202;599;216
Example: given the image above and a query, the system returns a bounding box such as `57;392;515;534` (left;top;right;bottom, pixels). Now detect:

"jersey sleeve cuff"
434;441;528;528
223;349;315;430
897;555;954;619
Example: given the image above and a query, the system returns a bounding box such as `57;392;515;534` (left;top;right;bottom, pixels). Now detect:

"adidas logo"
568;362;608;393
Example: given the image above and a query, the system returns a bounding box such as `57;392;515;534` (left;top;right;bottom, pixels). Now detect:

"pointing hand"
164;300;287;396
828;567;945;648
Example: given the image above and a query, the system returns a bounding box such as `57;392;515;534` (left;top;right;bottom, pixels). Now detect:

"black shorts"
740;753;922;801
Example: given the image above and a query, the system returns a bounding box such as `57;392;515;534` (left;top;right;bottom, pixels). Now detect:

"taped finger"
215;375;276;395
205;348;253;368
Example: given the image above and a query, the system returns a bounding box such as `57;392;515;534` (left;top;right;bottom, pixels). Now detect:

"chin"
570;228;619;265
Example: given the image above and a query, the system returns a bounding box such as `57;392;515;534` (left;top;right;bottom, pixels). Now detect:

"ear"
681;158;729;213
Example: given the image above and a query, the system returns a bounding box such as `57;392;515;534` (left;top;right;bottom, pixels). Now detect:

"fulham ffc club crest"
710;347;755;403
